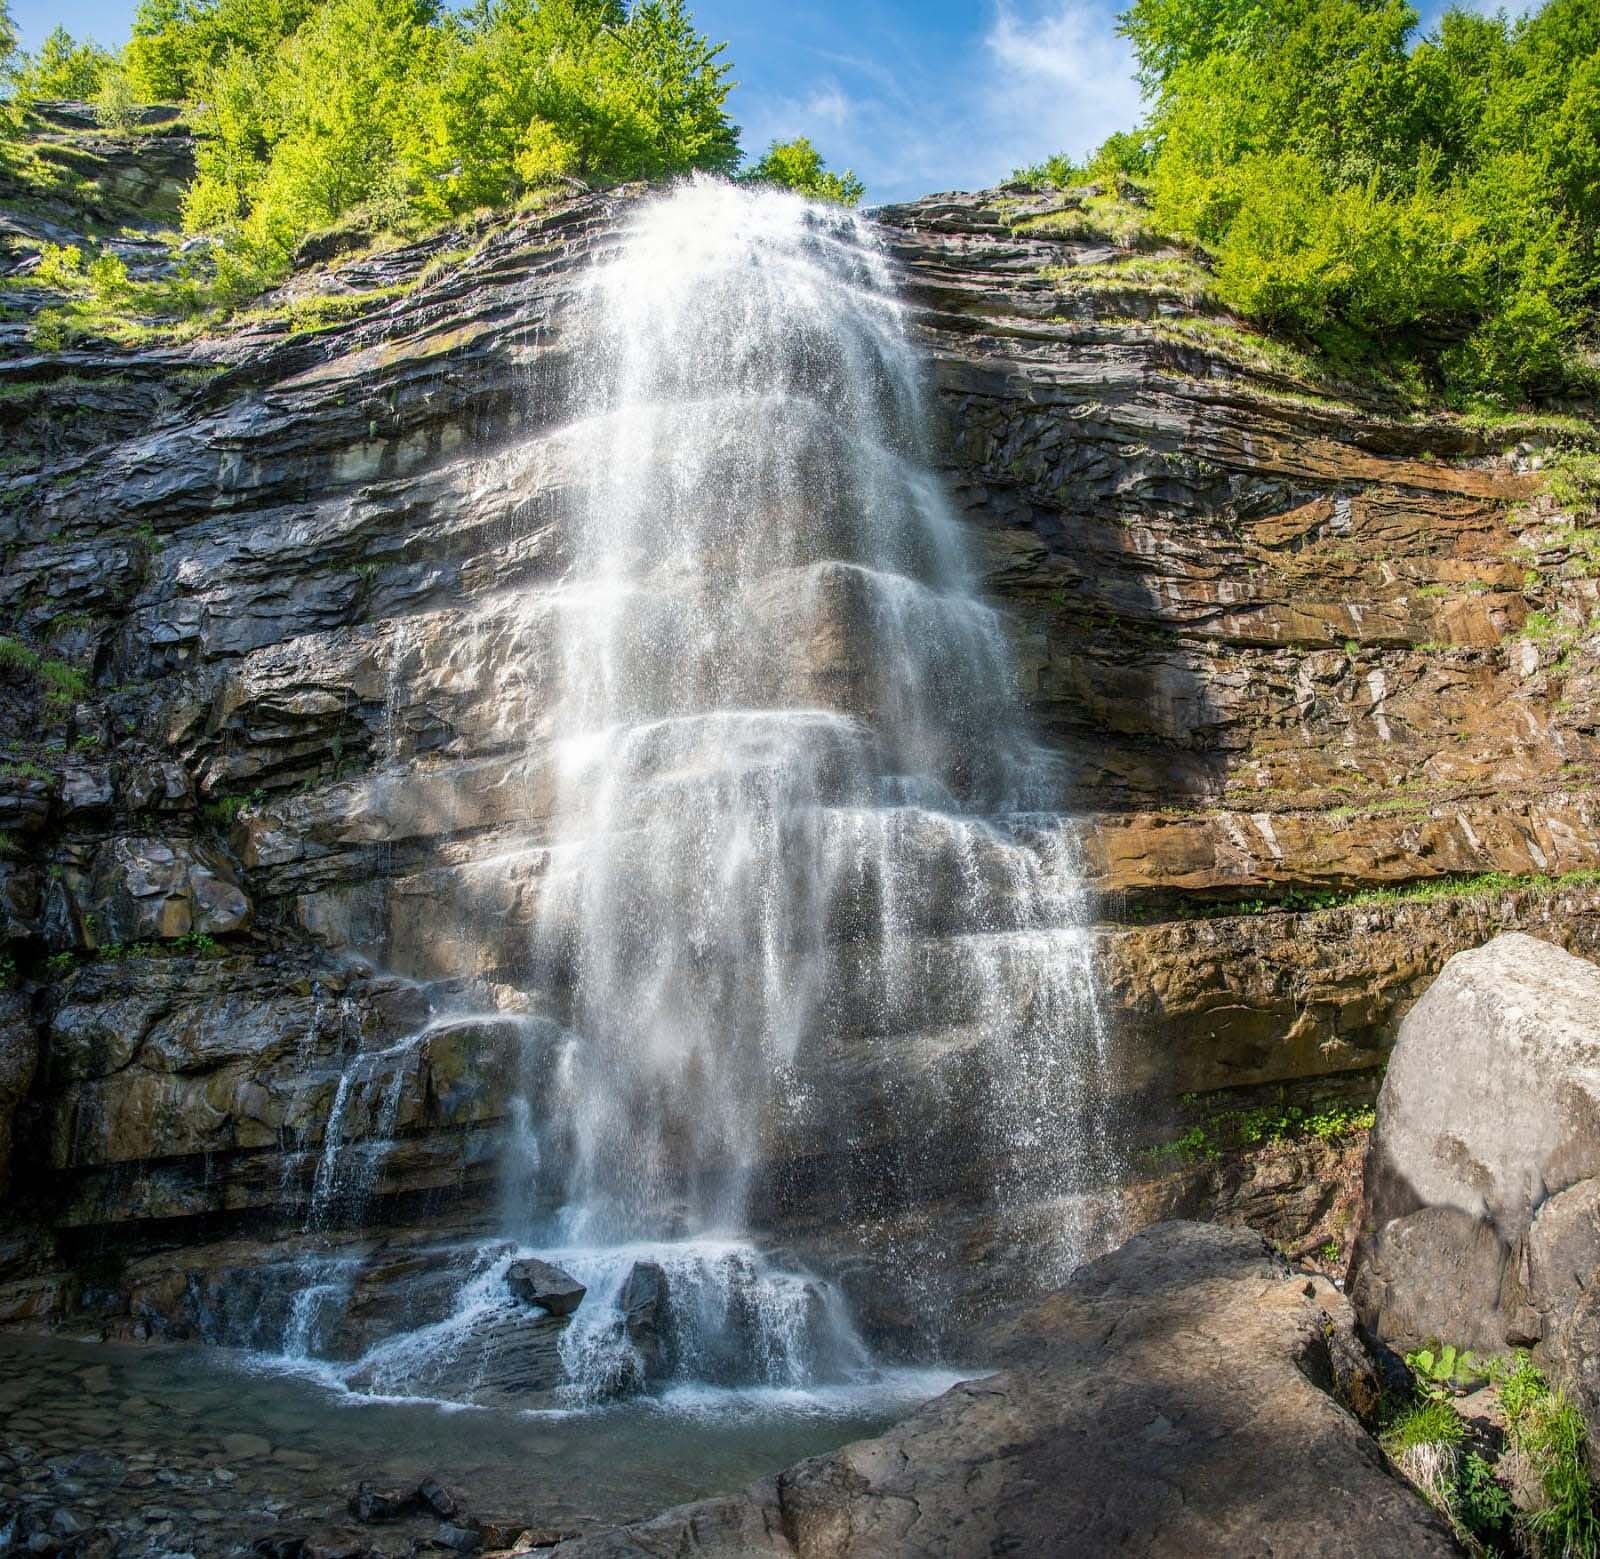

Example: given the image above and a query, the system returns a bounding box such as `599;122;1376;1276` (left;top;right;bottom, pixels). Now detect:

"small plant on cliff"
1458;1452;1515;1549
0;637;89;710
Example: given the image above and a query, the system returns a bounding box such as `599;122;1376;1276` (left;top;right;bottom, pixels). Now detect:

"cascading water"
518;178;1115;1263
270;177;1116;1409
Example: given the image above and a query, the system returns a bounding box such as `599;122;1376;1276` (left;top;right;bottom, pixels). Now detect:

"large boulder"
552;1222;1455;1558
1351;932;1600;1446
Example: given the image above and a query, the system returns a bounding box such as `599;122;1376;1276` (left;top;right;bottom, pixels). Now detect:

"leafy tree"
743;136;863;206
1008;0;1600;403
12;26;113;99
124;0;320;102
400;0;737;221
176;0;740;282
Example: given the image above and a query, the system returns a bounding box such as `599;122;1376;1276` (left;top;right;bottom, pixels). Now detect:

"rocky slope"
3;113;1600;1339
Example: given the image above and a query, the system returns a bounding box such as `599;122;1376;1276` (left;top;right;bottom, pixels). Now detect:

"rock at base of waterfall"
619;1261;671;1383
349;1482;418;1522
505;1258;586;1317
549;1223;1457;1558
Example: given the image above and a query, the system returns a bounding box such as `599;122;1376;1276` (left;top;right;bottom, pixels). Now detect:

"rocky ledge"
552;1222;1455;1558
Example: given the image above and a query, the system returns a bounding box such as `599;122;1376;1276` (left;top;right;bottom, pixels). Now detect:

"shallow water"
0;1331;961;1555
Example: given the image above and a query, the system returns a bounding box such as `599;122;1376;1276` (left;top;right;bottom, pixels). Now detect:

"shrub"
743;136;863;207
93;64;140;130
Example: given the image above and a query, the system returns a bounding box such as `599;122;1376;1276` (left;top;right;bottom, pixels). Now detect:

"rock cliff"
4;116;1600;1341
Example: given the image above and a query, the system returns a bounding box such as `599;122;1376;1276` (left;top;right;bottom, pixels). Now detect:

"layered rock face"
4;131;1600;1340
1351;931;1600;1455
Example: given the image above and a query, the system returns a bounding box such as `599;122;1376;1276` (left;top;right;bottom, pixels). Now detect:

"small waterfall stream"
272;178;1115;1410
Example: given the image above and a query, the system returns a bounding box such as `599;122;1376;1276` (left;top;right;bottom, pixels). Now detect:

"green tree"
180;0;741;283
124;0;321;104
743;136;864;206
1083;0;1600;402
13;26;113;99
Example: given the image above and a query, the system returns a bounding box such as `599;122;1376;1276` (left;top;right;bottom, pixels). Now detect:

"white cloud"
980;2;1144;172
730;3;1142;205
803;84;855;130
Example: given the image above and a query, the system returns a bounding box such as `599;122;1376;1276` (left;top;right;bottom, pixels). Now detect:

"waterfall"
520;177;1107;1254
270;178;1116;1406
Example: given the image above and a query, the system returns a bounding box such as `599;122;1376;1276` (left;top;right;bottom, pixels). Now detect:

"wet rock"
619;1262;670;1383
48;1506;91;1536
504;1259;585;1317
84;837;251;946
220;1433;273;1461
0;992;39;1199
302;1534;374;1559
347;1481;417;1523
251;1537;309;1559
429;1523;481;1553
554;1223;1457;1558
417;1477;465;1522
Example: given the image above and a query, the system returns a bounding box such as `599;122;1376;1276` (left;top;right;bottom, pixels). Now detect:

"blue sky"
10;0;1526;203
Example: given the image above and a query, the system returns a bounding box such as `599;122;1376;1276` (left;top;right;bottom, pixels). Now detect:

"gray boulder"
505;1257;586;1317
1351;932;1600;1449
553;1223;1455;1558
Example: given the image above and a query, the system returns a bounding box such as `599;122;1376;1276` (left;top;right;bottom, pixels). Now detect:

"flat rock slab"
552;1222;1456;1558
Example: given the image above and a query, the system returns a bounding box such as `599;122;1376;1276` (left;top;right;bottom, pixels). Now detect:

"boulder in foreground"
1351;932;1600;1453
552;1222;1455;1557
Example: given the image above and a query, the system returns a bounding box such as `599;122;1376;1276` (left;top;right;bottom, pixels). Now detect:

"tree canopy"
1017;0;1600;405
743;136;864;207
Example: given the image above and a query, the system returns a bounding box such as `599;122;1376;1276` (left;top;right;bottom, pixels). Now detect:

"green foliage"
124;0;318;102
1498;1355;1600;1559
1406;1342;1491;1390
173;0;739;279
1019;0;1600;404
0;636;89;709
1145;1097;1373;1163
743;136;863;207
1384;1396;1467;1455
93;63;141;130
1546;446;1600;515
1457;1451;1515;1544
202;790;260;823
11;25;113;99
95;931;225;960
